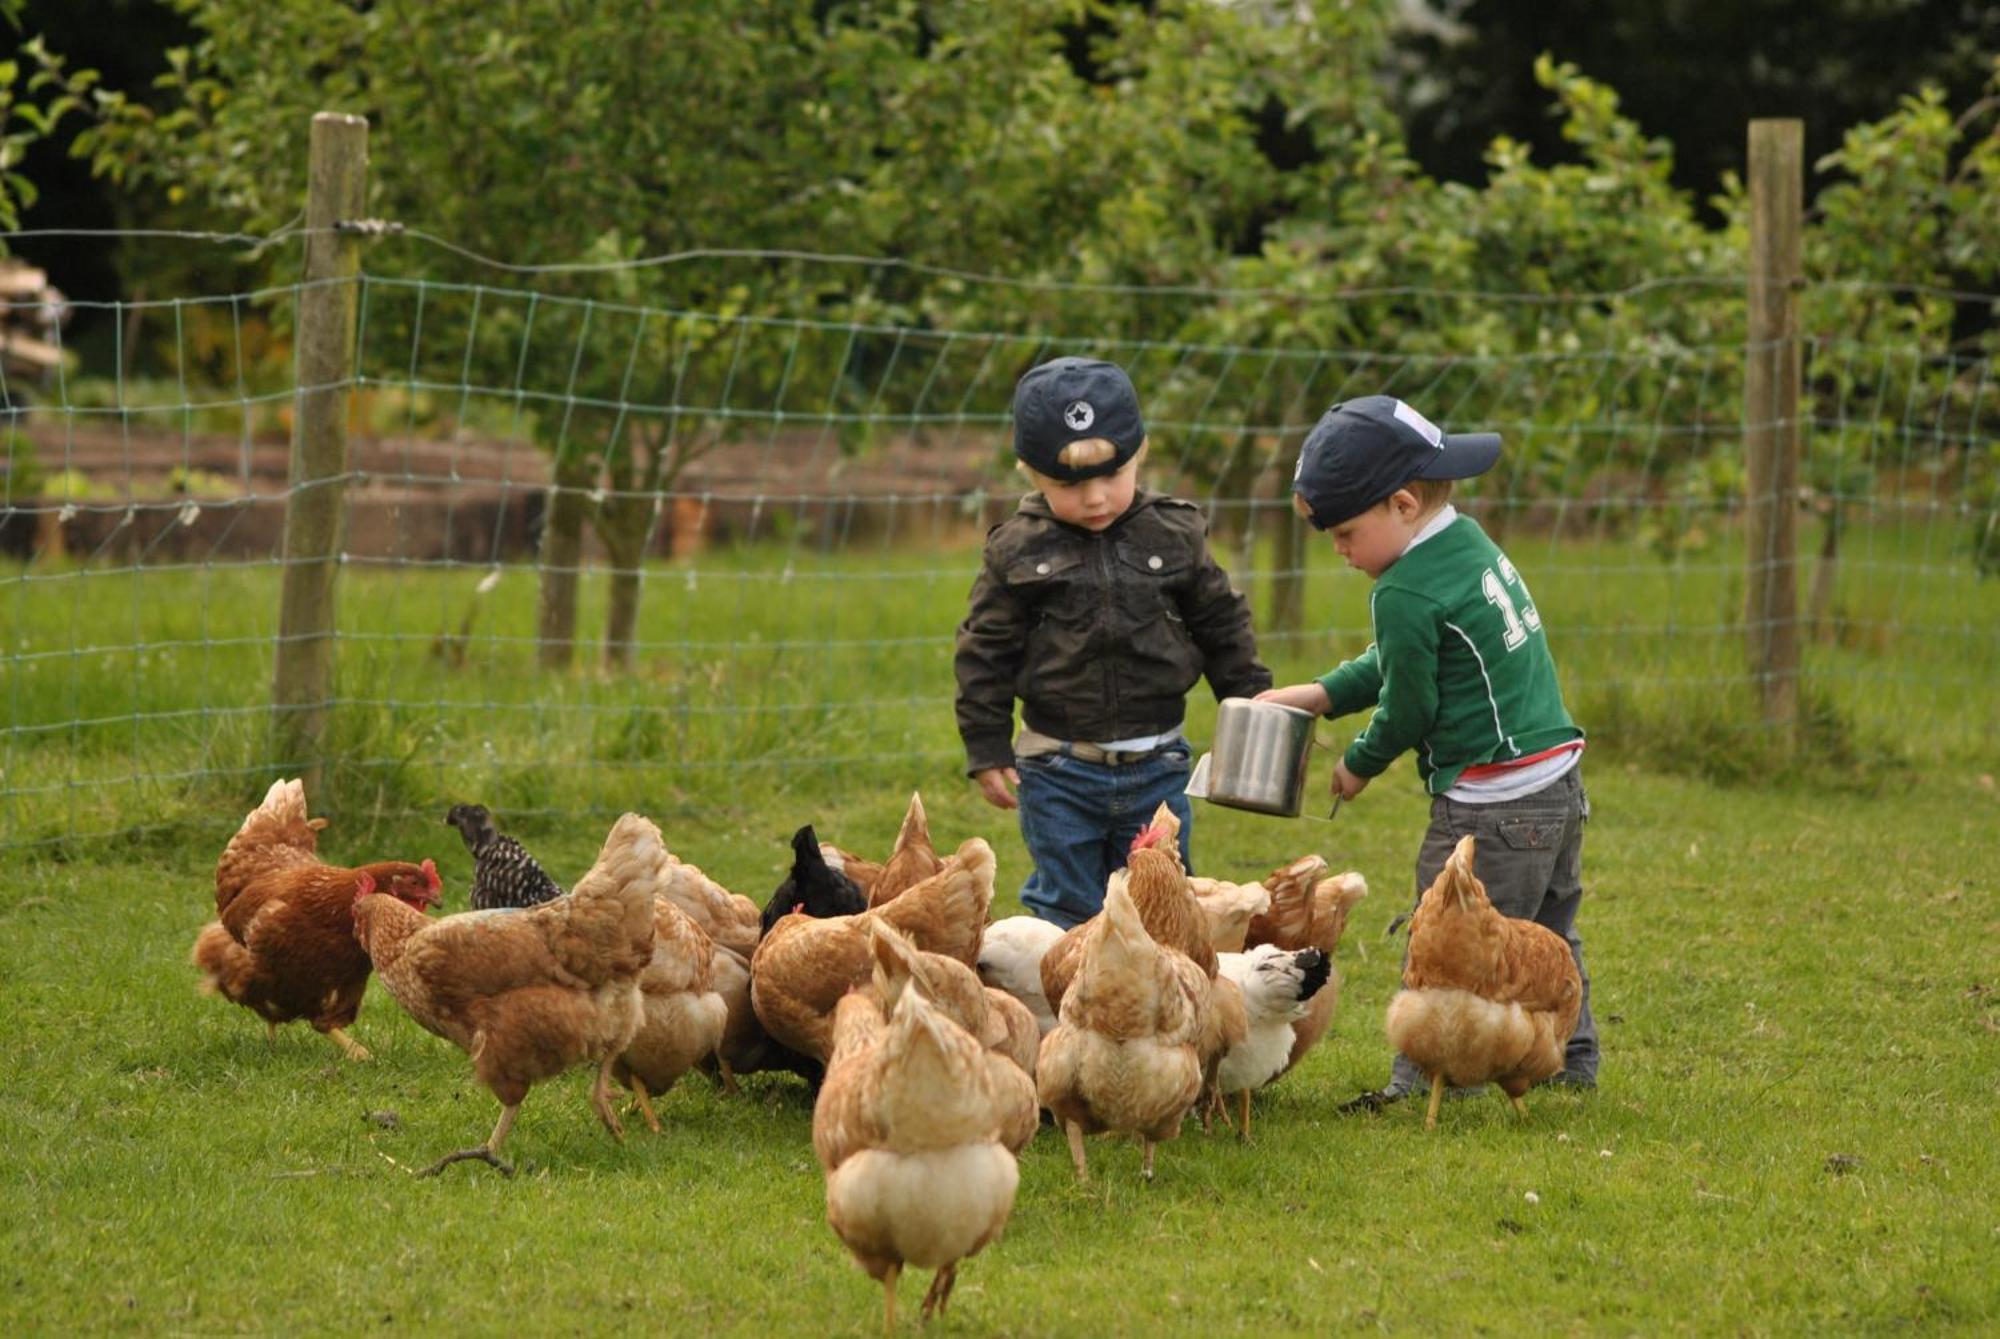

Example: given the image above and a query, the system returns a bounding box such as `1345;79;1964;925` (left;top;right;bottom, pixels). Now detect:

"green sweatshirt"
1316;514;1580;794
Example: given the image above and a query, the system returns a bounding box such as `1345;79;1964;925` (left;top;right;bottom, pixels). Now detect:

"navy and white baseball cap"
1011;357;1146;482
1292;395;1502;529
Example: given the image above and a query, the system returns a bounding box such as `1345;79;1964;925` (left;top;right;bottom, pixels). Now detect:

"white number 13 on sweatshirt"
1482;558;1543;652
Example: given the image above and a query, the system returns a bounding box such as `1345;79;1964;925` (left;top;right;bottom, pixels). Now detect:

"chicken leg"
588;1056;627;1141
1507;1093;1530;1118
420;1103;518;1178
920;1263;958;1320
625;1075;662;1134
1239;1088;1253;1141
880;1263;900;1338
326;1027;372;1062
1141;1138;1157;1181
1425;1074;1445;1130
1064;1120;1089;1182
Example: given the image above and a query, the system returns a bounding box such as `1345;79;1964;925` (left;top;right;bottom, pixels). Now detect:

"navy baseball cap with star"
1011;357;1146;482
1292;395;1502;529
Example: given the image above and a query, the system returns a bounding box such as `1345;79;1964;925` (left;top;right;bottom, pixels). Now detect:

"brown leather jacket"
954;489;1271;773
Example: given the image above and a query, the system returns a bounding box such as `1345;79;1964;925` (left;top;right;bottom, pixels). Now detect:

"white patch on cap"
1392;399;1444;448
1063;400;1095;432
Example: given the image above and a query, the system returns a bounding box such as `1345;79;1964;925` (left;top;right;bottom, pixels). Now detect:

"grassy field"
3;766;1997;1334
5;511;1997;849
3;520;1998;1333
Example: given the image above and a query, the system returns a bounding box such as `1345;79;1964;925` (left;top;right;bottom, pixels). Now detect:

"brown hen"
1386;835;1581;1128
351;813;662;1175
191;778;439;1061
750;838;995;1065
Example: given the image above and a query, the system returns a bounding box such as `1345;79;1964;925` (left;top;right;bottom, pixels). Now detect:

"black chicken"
444;803;565;910
759;823;866;934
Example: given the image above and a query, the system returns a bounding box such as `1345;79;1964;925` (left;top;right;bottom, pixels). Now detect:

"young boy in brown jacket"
954;356;1271;927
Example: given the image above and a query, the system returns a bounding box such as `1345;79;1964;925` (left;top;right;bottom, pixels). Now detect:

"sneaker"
1540;1070;1597;1091
1337;1086;1409;1114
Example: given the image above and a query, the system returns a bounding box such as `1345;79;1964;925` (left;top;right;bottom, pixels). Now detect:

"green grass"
5;513;1997;849
3;518;1998;1332
2;768;1997;1334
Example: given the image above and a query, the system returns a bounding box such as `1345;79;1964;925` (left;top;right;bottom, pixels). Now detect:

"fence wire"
2;256;1996;850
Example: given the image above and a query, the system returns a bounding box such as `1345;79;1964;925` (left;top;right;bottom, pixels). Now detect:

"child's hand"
1332;759;1370;801
1255;683;1332;715
973;767;1020;811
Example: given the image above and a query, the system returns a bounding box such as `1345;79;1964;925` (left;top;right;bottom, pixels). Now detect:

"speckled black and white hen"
445;803;565;911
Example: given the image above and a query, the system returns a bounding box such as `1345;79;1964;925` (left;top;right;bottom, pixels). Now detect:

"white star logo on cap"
1063;400;1095;432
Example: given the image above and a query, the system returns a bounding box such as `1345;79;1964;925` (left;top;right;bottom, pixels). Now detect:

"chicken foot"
919;1263;959;1320
326;1027;372;1063
420;1104;518;1178
1063;1120;1089;1182
589;1056;627;1141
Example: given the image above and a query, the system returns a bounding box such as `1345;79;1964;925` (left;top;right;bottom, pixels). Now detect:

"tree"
1390;0;2000;220
59;0;1399;667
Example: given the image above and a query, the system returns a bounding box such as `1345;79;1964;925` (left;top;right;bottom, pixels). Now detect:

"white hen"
975;915;1065;1035
1214;944;1331;1137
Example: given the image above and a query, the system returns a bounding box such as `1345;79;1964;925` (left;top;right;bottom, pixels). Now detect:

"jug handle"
1306;724;1343;822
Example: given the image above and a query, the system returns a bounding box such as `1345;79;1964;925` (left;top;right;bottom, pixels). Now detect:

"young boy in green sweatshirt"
1258;395;1598;1110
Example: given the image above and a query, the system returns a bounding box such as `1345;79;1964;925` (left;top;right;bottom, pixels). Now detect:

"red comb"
1129;823;1169;854
421;857;440;891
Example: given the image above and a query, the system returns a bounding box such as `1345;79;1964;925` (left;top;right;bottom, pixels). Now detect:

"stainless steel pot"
1185;698;1320;817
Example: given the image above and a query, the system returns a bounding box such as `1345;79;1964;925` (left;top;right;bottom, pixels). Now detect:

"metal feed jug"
1185;698;1318;817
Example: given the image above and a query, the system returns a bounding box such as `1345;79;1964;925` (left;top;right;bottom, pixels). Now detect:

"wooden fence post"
273;112;368;789
1745;118;1802;732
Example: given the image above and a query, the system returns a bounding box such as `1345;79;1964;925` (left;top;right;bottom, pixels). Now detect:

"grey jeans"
1389;766;1598;1093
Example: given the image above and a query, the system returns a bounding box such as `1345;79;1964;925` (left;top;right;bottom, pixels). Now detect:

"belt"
1015;728;1173;767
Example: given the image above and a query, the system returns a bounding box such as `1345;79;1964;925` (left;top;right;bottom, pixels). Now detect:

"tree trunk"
537;448;596;671
595;421;689;671
1212;436;1260;604
598;491;654;671
1267;444;1307;638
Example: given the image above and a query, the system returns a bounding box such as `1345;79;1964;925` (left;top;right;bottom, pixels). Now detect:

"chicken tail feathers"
192;920;257;1003
560;813;666;981
216;777;323;911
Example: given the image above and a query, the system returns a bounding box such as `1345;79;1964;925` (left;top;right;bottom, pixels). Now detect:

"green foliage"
2;422;40;499
0;33;91;233
20;12;2000;579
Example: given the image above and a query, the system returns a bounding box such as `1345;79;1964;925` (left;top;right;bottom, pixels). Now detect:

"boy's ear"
1387;486;1423;519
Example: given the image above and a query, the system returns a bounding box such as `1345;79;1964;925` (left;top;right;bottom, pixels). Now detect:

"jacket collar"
1016;487;1164;533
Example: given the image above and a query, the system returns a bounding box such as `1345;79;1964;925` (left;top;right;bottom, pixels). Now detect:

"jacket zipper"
1097;536;1118;729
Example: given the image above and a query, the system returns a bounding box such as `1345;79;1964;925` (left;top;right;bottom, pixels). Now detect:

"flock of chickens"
193;778;1583;1332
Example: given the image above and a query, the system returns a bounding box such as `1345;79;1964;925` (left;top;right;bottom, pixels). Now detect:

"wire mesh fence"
3;233;1997;851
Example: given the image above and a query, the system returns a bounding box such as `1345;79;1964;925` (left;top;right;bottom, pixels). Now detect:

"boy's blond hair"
1291;477;1453;522
1019;438;1146;486
1407;478;1454;512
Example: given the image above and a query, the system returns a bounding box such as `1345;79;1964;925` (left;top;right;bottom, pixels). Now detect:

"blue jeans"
1015;739;1195;929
